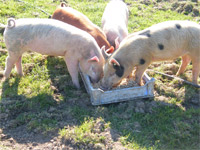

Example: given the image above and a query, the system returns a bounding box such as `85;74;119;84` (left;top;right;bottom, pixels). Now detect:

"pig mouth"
100;80;122;91
100;81;118;91
99;80;110;90
100;85;111;91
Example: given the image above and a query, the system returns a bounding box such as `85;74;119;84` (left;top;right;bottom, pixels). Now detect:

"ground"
0;0;200;150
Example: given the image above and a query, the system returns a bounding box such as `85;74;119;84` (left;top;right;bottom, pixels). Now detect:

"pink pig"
3;18;105;89
101;0;129;49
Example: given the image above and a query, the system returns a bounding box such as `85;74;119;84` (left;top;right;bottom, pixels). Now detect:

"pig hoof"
0;71;4;77
16;73;23;78
19;73;24;77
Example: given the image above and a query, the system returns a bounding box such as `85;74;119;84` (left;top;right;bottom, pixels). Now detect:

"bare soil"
1;61;199;150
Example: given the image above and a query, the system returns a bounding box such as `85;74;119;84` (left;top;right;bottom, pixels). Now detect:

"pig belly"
26;37;67;56
152;48;188;62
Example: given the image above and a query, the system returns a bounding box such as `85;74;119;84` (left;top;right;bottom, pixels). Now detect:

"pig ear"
106;46;114;54
101;46;111;60
109;58;120;67
115;37;120;49
88;56;99;62
101;45;105;52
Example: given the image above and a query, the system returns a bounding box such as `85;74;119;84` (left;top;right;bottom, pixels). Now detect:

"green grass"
0;0;200;149
59;117;108;147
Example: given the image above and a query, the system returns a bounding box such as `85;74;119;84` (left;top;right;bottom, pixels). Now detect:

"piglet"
52;2;112;52
101;20;200;89
101;0;129;49
3;18;105;89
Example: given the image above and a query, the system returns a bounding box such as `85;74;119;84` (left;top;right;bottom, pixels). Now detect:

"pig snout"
89;76;100;83
100;84;110;91
89;70;103;84
100;78;112;91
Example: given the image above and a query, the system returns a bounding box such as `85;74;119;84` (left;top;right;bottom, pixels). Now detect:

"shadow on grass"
183;84;200;109
0;56;199;149
0;56;90;148
61;76;200;149
0;77;60;144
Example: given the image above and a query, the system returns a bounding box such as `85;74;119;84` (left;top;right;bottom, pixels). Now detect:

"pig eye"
112;63;119;69
115;66;124;77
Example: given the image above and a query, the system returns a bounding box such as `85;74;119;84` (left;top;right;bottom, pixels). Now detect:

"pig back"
4;18;101;57
101;0;129;48
102;0;128;27
52;6;111;49
52;6;93;32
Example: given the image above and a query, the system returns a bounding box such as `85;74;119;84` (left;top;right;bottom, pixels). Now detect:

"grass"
0;0;200;149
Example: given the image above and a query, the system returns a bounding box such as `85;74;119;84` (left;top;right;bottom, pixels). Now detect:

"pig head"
79;46;105;84
52;2;111;50
101;20;200;89
101;0;129;49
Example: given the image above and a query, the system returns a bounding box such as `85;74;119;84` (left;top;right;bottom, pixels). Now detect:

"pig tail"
7;18;16;29
60;2;69;7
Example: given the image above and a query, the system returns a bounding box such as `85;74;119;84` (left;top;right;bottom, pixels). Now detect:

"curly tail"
7;18;16;29
60;2;69;7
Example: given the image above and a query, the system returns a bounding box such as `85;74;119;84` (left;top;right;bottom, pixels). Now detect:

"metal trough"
80;72;155;105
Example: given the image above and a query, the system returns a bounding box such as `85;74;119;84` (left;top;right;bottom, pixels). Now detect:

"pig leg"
191;58;200;84
15;56;23;76
115;37;120;49
64;55;80;89
176;55;191;76
4;51;21;78
135;63;150;86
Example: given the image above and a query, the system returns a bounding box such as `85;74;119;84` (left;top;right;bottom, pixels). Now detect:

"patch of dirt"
60;119;126;150
1;83;199;150
23;63;35;75
140;0;200;17
0;128;66;150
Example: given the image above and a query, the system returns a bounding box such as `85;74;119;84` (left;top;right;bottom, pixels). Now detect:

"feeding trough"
80;72;155;105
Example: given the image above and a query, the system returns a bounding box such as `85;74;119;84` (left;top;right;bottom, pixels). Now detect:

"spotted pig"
101;0;129;49
52;2;112;51
101;20;200;89
3;18;105;89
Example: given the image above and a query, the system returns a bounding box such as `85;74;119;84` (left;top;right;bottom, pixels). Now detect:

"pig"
101;20;200;89
52;2;112;52
3;18;106;89
101;0;129;49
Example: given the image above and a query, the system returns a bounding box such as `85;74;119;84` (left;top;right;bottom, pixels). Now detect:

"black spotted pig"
3;18;105;89
101;0;129;49
101;20;200;89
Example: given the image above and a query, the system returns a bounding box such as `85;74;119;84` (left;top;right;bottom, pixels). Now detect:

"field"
0;0;200;149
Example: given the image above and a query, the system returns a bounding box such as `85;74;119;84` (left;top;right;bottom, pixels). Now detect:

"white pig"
3;18;105;89
101;20;200;89
101;0;129;49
